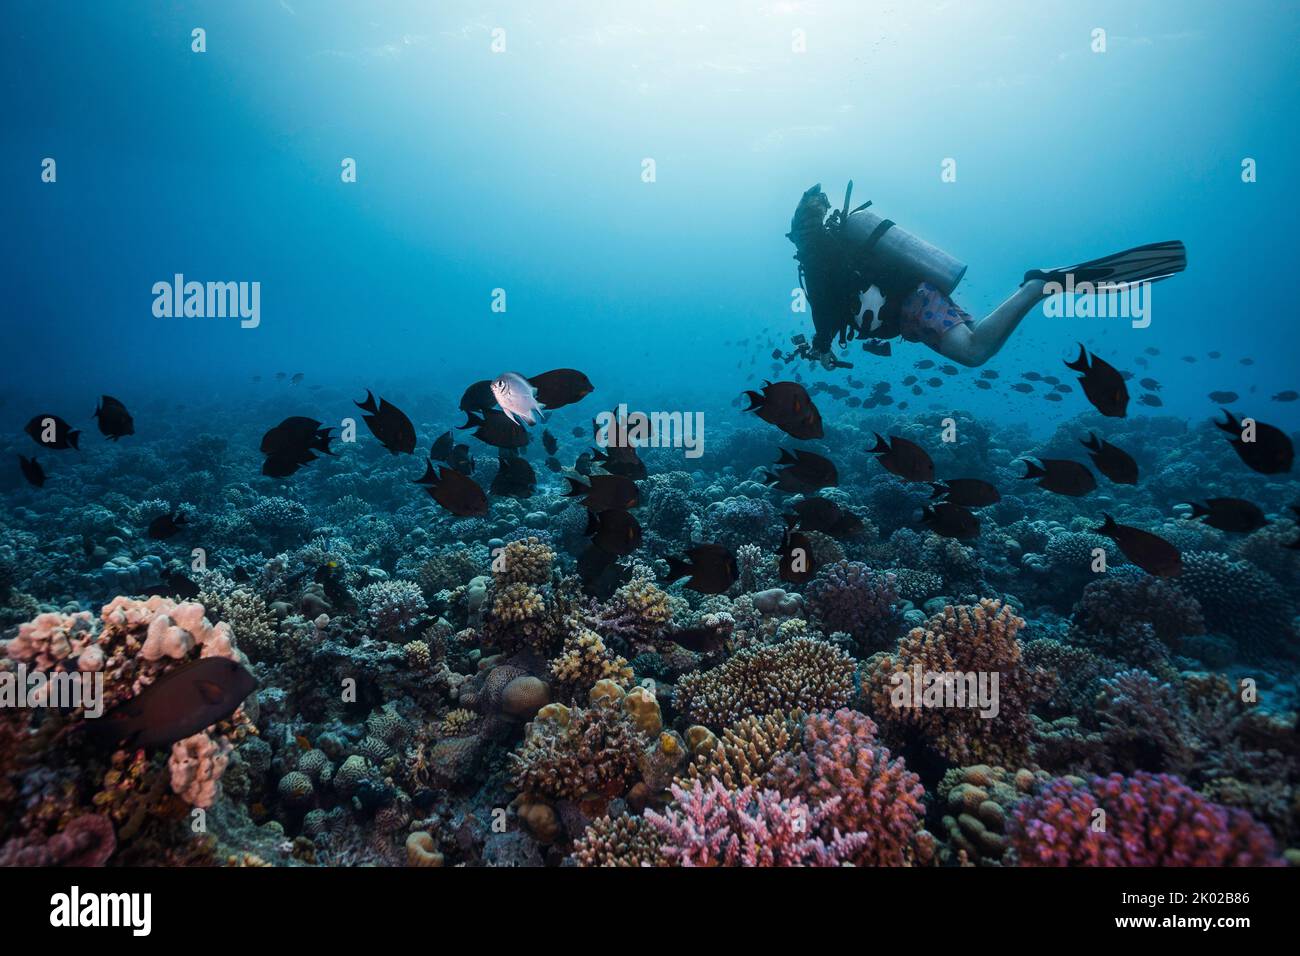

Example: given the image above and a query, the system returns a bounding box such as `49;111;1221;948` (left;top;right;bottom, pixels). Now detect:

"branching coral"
509;698;647;802
805;560;901;652
571;813;666;867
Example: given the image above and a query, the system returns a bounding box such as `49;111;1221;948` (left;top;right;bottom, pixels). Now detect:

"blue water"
3;1;1297;432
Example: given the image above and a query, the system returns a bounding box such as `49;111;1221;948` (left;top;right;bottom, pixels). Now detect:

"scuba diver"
787;182;1186;368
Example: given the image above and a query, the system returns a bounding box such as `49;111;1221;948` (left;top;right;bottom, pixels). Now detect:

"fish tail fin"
929;482;948;499
68;430;80;450
1189;501;1209;519
355;389;378;414
1214;409;1239;435
664;556;691;583
1019;459;1046;479
1080;432;1100;452
760;470;778;486
869;433;890;454
1063;343;1089;372
562;477;588;498
1095;513;1118;536
742;391;764;411
776;448;798;465
414;458;438;485
458;411;482;431
782;513;798;530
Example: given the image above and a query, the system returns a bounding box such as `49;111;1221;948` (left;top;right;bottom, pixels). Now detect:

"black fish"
1018;458;1096;497
1044;393;1063;402
1240;358;1255;366
980;370;999;380
861;339;892;357
1022;371;1042;381
19;456;45;488
574;451;594;476
24;414;79;450
93;396;134;440
564;474;639;512
1054;383;1073;393
668;625;728;654
591;443;647;480
869;434;934;482
762;448;838;492
1080;433;1138;484
902;375;918;386
542;429;558;456
585;509;642;555
1144;347;1160;356
1094;514;1182;577
1065;344;1128;417
940;365;959;376
460;409;530;449
975;380;992;390
143;571;201;601
1215;410;1294;474
430;431;455;462
926;377;943;388
1208;351;1221;359
930;478;1000;507
529;368;594;410
920;502;980;540
355;390;416;455
1011;383;1034;393
415;460;489;516
1138;394;1163;407
1042;376;1060;386
544;456;562;473
147;512;187;540
459;379;498;415
571;426;585;438
260;416;335;477
576;545;634;597
743;380;823;440
665;544;738;594
915;359;935;370
490;456;536;499
1189;498;1268;533
778;529;817;584
449;443;474;475
1272;390;1299;402
1182;356;1197;364
784;496;844;533
1139;378;1161;391
1208;391;1239;404
87;657;257;751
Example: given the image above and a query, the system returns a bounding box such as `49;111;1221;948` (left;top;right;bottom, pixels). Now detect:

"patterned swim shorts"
898;282;973;347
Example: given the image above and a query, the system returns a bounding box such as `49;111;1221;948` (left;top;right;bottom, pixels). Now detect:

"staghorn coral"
1010;772;1279;866
675;637;855;728
679;710;803;790
765;709;928;866
570;813;666;867
865;599;1052;766
644;778;870;867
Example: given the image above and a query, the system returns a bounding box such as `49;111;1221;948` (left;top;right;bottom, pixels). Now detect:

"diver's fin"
1026;240;1186;289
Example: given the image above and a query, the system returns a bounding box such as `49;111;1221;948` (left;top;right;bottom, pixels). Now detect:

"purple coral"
805;560;900;651
0;815;116;867
1010;772;1279;867
644;779;869;867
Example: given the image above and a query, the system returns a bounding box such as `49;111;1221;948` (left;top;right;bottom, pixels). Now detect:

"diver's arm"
935;280;1047;367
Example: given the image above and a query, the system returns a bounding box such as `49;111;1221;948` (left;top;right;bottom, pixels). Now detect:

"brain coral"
674;637;856;729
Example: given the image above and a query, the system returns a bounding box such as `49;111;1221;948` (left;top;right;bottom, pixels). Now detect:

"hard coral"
805;560;901;652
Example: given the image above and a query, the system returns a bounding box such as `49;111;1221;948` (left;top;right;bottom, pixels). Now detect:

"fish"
861;339;892;357
975;380;992;390
1208;351;1221;359
542;429;558;456
902;375;918;386
1022;371;1043;381
544;457;562;473
93;396;134;440
1144;347;1160;356
142;571;201;601
459;379;498;416
783;496;845;533
930;478;1000;508
1065;344;1129;417
460;409;530;449
491;372;545;425
1215;410;1294;474
489;456;536;499
1208;391;1239;404
1139;378;1161;391
1080;433;1139;485
19;456;45;488
86;657;257;751
1272;390;1298;402
291;373;304;385
1054;383;1073;393
571;426;585;438
1041;376;1060;386
665;543;738;594
1138;394;1163;407
742;381;823;440
778;529;818;584
275;372;287;381
940;365;959;376
1044;393;1063;402
24;414;79;450
911;386;923;395
1240;358;1255;366
1188;498;1268;533
260;417;335;477
414;460;489;516
869;434;934;482
528;368;594;410
147;511;187;540
926;377;943;388
449;444;474;475
1094;514;1182;577
355;390;417;455
1181;356;1197;363
585;509;642;556
1018;458;1097;497
1011;383;1034;393
667;625;728;654
563;474;640;512
920;502;980;540
576;545;633;596
762;448;839;492
430;431;455;462
980;370;999;380
915;360;935;370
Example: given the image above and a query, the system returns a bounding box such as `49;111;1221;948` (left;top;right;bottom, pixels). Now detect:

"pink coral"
5;610;96;670
1010;772;1279;867
644;779;869;867
0;815;116;867
766;709;927;865
169;732;233;809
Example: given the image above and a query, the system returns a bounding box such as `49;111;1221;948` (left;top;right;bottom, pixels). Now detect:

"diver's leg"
935;279;1047;367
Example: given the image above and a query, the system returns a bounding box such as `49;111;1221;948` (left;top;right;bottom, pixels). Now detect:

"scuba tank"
841;200;967;296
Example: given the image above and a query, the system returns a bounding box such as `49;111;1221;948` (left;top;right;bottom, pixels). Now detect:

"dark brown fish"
1094;514;1182;577
778;529;817;584
665;543;738;594
586;508;642;555
490;455;536;499
869;434;934;482
762;448;839;492
459;379;497;415
667;625;728;654
743;380;824;440
93;395;134;440
24;414;79;450
592;443;648;480
19;456;45;488
1215;410;1294;474
147;511;187;540
1018;458;1097;497
1189;498;1268;533
784;496;843;533
460;409;530;449
430;431;454;461
1080;433;1138;485
1065;344;1129;417
260;416;335;477
87;657;257;750
529;368;594;410
415;460;489;516
930;478;1000;507
920;502;980;539
542;429;559;456
563;474;640;512
355;390;417;455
